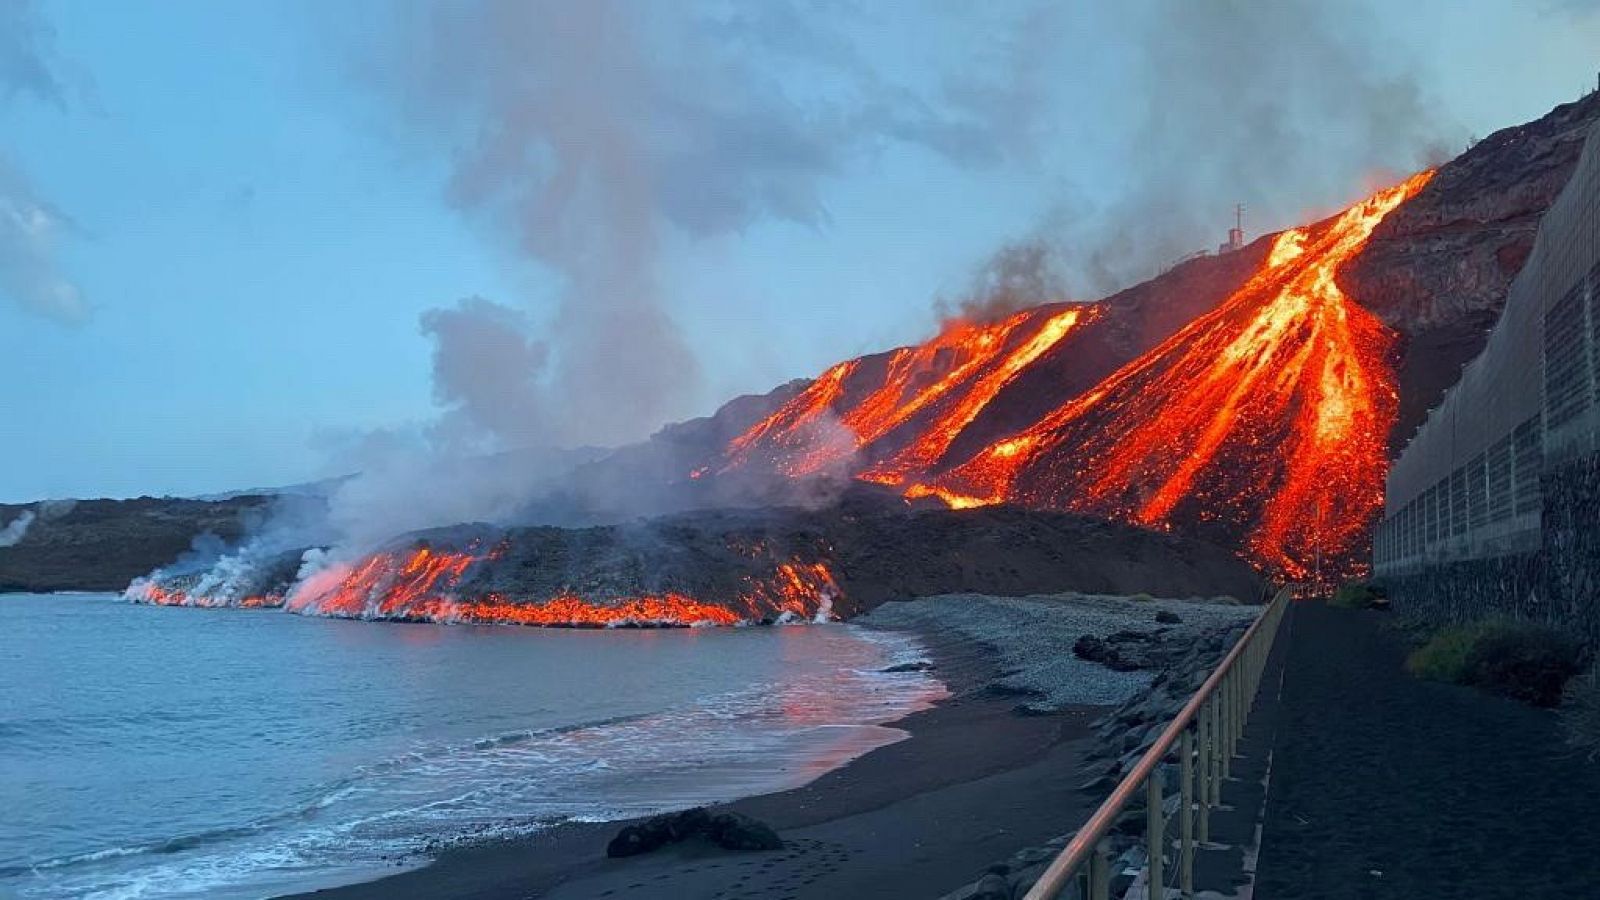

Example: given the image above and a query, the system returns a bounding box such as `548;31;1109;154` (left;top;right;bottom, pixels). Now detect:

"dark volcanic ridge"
128;491;1263;628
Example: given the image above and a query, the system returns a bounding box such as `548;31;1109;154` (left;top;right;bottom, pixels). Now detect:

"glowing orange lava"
922;171;1435;580
128;582;283;609
282;545;840;626
863;306;1091;485
722;306;1087;478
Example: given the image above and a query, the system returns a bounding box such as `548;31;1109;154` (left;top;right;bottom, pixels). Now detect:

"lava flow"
282;545;840;626
722;306;1088;478
918;170;1436;580
127;581;282;609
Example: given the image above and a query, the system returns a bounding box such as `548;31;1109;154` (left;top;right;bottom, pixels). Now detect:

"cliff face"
1346;92;1600;449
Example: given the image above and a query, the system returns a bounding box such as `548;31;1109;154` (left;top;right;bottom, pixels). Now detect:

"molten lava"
919;171;1436;580
282;545;839;627
722;306;1089;478
127;581;282;609
714;172;1435;581
862;307;1091;486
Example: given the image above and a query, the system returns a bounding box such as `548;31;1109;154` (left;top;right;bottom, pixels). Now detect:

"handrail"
1024;585;1293;899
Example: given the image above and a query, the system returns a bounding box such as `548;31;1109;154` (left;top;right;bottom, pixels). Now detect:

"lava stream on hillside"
716;172;1435;582
916;171;1435;580
722;305;1092;478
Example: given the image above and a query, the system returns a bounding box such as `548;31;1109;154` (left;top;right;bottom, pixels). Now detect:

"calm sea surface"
0;593;944;899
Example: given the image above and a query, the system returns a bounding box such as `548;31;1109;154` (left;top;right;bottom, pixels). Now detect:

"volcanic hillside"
606;92;1600;584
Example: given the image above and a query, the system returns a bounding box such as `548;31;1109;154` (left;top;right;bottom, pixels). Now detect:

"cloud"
0;0;87;325
0;0;63;105
0;160;87;325
1085;0;1451;294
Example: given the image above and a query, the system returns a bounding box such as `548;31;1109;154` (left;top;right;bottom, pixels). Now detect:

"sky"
1;0;1598;503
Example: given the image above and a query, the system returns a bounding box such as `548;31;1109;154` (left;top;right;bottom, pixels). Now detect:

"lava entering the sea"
127;581;282;609
277;545;841;627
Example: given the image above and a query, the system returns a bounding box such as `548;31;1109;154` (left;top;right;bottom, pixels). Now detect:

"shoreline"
284;615;1107;900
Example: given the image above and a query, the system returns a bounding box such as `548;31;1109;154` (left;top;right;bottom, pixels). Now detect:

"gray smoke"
940;236;1073;324
0;510;34;546
369;0;1054;453
267;0;1060;559
0;0;86;325
0;498;72;548
1028;0;1456;299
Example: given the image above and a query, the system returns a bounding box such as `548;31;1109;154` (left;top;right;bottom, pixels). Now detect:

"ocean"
0;593;945;900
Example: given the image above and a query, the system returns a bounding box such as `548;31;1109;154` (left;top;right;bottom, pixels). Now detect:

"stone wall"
1380;456;1600;644
1541;454;1600;641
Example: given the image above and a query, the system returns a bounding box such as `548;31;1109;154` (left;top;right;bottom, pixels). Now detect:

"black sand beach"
286;593;1256;900
288;622;1104;900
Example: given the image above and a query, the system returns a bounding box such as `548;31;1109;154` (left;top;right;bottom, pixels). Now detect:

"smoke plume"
1028;0;1455;299
266;0;1059;556
0;498;72;547
940;237;1073;324
367;0;1053;454
0;510;33;546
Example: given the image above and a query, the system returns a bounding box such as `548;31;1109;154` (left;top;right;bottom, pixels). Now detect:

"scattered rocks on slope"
938;615;1251;900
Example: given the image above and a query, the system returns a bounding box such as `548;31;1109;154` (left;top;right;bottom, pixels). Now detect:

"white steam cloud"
0;510;34;546
372;0;1053;453
0;498;74;547
271;0;1059;559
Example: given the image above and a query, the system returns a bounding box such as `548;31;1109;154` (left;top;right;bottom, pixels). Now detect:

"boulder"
704;811;783;852
606;807;780;857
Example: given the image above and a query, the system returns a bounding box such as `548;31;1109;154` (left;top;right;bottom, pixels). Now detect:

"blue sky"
2;0;1597;503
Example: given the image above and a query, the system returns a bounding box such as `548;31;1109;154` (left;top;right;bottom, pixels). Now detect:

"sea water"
0;593;945;899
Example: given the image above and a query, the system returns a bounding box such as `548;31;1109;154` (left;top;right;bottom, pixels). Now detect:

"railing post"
1091;841;1110;900
1220;672;1233;778
1147;773;1164;899
1179;728;1194;898
1017;587;1292;900
1196;700;1211;843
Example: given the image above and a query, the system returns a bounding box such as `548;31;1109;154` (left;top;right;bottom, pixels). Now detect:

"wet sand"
287;624;1105;900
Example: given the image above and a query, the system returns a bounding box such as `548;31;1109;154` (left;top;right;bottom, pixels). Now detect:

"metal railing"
1024;585;1292;900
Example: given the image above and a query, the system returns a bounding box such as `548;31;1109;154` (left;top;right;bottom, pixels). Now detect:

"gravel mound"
861;592;1257;708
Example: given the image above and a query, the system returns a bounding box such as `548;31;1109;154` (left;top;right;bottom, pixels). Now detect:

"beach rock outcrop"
605;808;781;859
941;615;1251;900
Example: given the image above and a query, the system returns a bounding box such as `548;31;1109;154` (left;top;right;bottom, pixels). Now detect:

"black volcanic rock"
0;496;271;593
605;808;780;858
399;500;1265;620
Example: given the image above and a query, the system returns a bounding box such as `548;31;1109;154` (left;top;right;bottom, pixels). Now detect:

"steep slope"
674;96;1600;582
919;172;1433;581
